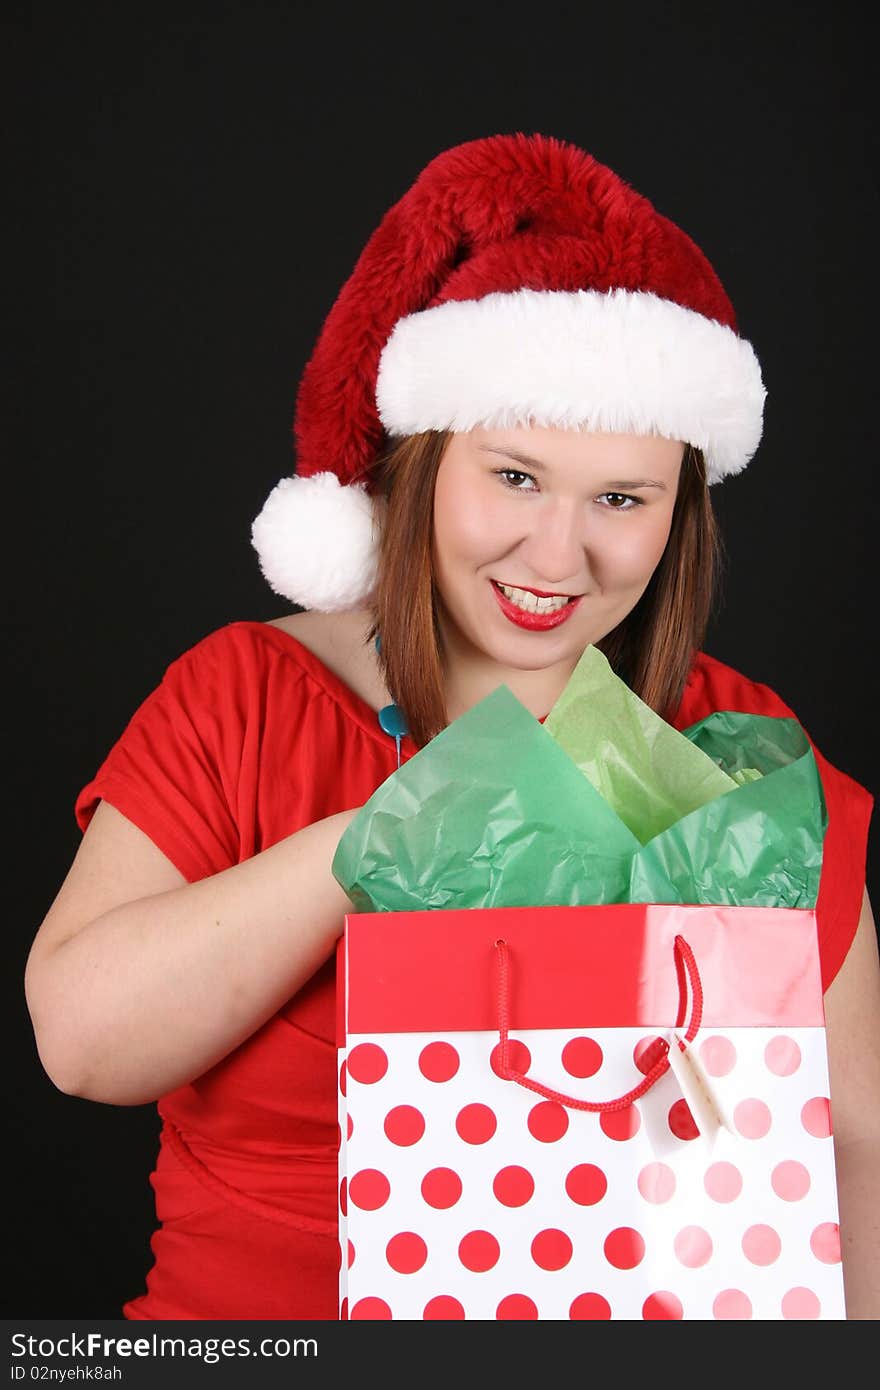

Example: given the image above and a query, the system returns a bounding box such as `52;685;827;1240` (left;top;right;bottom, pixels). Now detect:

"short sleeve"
74;628;245;882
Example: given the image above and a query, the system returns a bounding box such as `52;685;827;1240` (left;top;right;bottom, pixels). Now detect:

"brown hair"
369;432;724;746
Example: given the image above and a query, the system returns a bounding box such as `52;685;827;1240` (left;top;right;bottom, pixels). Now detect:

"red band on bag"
342;903;824;1034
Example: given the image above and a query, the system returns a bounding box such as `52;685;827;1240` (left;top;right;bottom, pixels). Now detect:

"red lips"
490;581;582;631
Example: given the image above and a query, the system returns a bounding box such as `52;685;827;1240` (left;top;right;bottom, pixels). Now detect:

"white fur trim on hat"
251;472;380;610
375;288;766;484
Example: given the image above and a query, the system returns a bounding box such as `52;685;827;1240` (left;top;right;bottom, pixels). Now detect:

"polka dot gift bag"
332;648;842;1321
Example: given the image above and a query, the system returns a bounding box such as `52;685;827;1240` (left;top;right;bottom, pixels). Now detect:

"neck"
441;631;578;725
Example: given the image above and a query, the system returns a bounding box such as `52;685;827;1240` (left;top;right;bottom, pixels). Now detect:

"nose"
515;496;588;587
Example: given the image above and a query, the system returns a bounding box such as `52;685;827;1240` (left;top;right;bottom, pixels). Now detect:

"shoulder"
673;650;799;728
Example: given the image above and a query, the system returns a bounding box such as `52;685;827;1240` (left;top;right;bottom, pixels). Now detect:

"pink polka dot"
351;1297;392;1319
634;1035;668;1075
339;1059;347;1096
531;1229;573;1271
771;1160;811;1201
384;1105;425;1146
600;1105;640;1141
782;1287;822;1319
423;1296;464;1319
347;1043;388;1084
704;1162;743;1203
742;1224;782;1265
490;1039;531;1078
566;1164;608;1206
674;1226;713;1268
421;1167;462;1209
349;1169;390;1211
339;1176;347;1216
459;1230;500;1272
643;1292;683;1320
801;1096;832;1138
713;1290;753;1320
347;1113;353;1140
528;1101;569;1142
698;1035;737;1076
493;1166;535;1207
734;1098;772;1139
668;1099;699;1141
764;1035;802;1076
386;1232;428;1274
810;1222;841;1264
637;1163;676;1204
348;1240;355;1268
455;1103;497;1144
419;1041;460;1082
497;1294;538;1320
562;1036;603;1078
570;1293;612;1320
604;1228;645;1270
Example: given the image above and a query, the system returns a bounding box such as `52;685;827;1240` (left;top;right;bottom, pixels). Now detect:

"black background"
4;1;877;1318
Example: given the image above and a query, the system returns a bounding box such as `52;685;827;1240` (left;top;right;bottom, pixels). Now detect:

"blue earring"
374;633;409;767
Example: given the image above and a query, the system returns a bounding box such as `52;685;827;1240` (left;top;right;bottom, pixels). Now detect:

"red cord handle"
493;934;703;1113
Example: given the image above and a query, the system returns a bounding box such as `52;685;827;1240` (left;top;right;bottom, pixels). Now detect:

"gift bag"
338;903;844;1320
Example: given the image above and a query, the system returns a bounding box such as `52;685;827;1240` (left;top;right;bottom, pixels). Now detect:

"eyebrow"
478;445;668;490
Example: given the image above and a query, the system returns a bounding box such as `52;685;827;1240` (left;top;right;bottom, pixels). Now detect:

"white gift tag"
665;1031;732;1140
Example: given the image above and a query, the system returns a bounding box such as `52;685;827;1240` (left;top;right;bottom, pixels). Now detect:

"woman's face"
431;425;684;684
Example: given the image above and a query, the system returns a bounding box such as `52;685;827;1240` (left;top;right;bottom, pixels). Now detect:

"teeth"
497;582;570;614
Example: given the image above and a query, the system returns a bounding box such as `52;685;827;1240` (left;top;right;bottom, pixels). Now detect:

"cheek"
433;479;514;569
598;512;675;585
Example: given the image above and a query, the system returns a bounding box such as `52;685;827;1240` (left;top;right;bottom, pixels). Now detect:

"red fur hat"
252;133;765;611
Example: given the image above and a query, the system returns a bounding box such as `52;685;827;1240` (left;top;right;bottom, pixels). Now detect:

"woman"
24;133;879;1319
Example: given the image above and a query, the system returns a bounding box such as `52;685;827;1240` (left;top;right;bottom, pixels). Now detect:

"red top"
74;621;874;1320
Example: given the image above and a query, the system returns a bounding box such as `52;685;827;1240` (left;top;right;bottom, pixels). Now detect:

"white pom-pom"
251;472;380;611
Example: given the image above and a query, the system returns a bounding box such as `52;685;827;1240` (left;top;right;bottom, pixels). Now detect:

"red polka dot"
456;1103;497;1144
674;1226;713;1268
570;1293;612;1320
459;1230;500;1272
421;1167;462;1209
698;1035;737;1076
801;1096;832;1138
764;1035;802;1076
782;1287;822;1319
771;1160;811;1201
637;1163;675;1204
339;1059;347;1096
347;1113;353;1140
347;1043;388;1084
423;1296;465;1320
349;1169;390;1211
419;1041;460;1082
339;1176;347;1216
350;1297;392;1319
566;1163;608;1206
348;1240;355;1268
742;1224;781;1265
668;1099;699;1140
604;1227;645;1269
340;1298;348;1321
643;1292;683;1320
531;1229;573;1271
528;1101;568;1142
704;1162;743;1203
562;1036;603;1078
384;1105;426;1146
497;1294;538;1320
810;1222;841;1264
634;1035;668;1075
490;1039;531;1078
493;1166;535;1207
600;1105;640;1141
713;1289;752;1320
386;1232;428;1274
734;1098;772;1139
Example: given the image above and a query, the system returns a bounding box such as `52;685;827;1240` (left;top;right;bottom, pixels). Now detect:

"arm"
822;886;880;1320
24;798;358;1107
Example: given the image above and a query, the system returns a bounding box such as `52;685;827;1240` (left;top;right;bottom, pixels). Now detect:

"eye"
495;468;538;491
598;492;642;511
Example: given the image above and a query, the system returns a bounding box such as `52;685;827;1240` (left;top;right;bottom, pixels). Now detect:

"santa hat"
252;133;765;611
